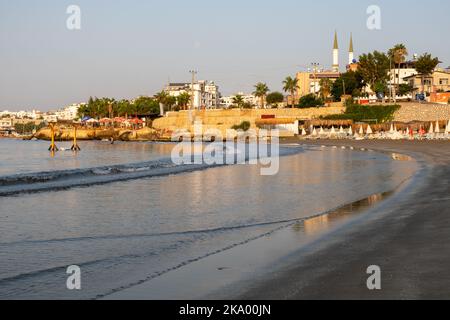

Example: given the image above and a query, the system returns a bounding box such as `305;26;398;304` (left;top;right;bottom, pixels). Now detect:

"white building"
165;81;220;109
389;61;417;86
220;92;258;108
42;113;58;122
55;103;84;121
0;118;14;129
0;110;42;119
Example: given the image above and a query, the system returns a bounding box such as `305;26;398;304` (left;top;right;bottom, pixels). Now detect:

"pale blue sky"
1;0;449;110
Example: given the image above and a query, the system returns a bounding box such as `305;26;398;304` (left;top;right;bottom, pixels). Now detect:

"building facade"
403;70;450;97
220;93;258;108
165;80;221;109
55;103;84;121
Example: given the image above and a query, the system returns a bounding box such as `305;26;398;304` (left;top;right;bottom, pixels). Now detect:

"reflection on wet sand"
391;153;414;161
301;192;390;236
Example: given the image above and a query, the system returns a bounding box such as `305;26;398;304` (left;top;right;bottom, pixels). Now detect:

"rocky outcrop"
34;127;159;141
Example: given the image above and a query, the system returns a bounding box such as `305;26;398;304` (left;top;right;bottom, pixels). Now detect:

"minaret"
349;33;354;65
332;31;339;72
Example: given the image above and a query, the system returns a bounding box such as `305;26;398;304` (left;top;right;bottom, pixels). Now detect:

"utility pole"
189;70;198;111
389;57;393;103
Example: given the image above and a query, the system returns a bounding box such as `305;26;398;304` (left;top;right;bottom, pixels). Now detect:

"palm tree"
253;83;269;109
388;44;408;100
154;91;169;115
177;92;191;110
415;53;441;95
231;94;245;109
282;76;298;108
319;78;332;101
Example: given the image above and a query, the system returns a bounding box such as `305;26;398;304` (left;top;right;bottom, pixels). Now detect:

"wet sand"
236;139;450;300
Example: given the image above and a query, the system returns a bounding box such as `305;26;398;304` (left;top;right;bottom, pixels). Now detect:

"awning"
255;118;298;125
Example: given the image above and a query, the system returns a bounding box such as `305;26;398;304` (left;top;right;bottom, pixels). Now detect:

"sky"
1;0;449;111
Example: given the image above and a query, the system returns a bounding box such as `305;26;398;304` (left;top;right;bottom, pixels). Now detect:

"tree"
176;92;191;110
165;96;177;111
117;99;131;117
388;44;408;99
415;53;440;94
282;76;298;108
331;71;364;101
231;94;245;109
358;51;390;93
319;78;333;101
154;91;169;115
266;92;284;107
398;83;414;97
253;83;269;109
297;94;324;108
134;96;160;115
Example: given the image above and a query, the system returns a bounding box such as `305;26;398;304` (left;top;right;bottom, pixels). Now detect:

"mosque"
296;31;357;98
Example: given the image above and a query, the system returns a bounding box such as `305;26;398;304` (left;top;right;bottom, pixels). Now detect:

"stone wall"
152;106;345;133
394;103;450;122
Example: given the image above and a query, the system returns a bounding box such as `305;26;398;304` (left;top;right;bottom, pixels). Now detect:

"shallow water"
0;139;417;299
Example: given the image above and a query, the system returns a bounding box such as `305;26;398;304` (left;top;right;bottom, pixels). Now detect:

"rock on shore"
33;127;160;141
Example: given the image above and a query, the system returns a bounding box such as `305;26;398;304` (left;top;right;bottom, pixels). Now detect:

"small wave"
0;146;303;197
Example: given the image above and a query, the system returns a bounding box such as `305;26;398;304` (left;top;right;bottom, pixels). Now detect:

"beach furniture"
435;121;440;134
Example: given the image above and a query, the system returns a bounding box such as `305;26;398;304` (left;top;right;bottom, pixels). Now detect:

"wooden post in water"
48;123;59;152
71;124;81;151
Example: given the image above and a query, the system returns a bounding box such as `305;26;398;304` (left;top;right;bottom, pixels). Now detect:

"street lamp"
311;63;320;96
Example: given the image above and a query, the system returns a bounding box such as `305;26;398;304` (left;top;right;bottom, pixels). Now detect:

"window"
439;78;449;85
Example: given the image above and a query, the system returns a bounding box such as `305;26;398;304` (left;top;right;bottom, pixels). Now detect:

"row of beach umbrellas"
302;120;450;138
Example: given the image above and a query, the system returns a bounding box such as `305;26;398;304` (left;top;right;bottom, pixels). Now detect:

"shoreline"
104;140;434;300
233;139;450;299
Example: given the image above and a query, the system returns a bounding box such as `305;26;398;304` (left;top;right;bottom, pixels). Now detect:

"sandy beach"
232;139;450;300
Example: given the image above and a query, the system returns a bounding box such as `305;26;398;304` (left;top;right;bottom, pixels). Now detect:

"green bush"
322;103;400;123
296;94;324;108
14;122;46;134
231;121;251;132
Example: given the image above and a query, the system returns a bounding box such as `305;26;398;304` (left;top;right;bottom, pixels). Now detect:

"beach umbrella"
389;124;394;133
348;126;353;135
359;125;364;135
99;118;112;124
331;126;336;135
86;118;98;123
366;125;373;135
319;127;325;135
312;128;318;136
339;126;344;134
81;116;92;122
435;121;440;133
301;128;307;136
129;118;144;124
406;127;410;135
113;117;126;123
419;126;426;136
429;122;434;134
